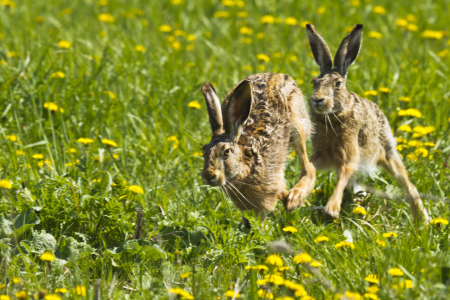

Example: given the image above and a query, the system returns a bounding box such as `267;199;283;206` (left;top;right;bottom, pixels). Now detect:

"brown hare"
200;74;316;224
306;23;429;222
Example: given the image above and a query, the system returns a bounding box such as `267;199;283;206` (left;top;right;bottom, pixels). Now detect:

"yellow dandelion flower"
186;44;194;51
264;274;285;285
265;254;283;266
421;30;444;39
1;0;16;8
256;279;268;285
169;288;194;299
237;11;248;18
293;253;312;264
73;285;86;296
258;65;266;71
12;277;21;284
174;30;185;36
256;265;268;272
406;14;417;22
335;241;355;249
239;37;252;44
44;294;61;300
314;236;329;243
98;13;115;23
77;137;94;145
256;32;265;39
7;51;18;58
364;293;379;300
430;217;449;225
383;232;398;238
257;54;270;63
398;124;412;132
402;280;413;289
128;185;144;194
0;179;12;189
368;31;383;39
214;11;229;18
276;266;289;272
193;151;203;157
310;260;322;267
284;17;297;26
260;15;275;24
102;139;118;147
412;125;435;137
186;34;196;41
15;291;26;299
345;291;363;300
159;25;172;32
398;108;422;118
43;102;64;112
350;0;361;7
379;87;391;93
0;284;5;289
290;55;298;61
388;268;404;276
225;290;240;298
239;26;253;35
6;134;17;142
171;0;182;4
406;24;418;32
16;150;24;156
396;19;408;27
50;71;65;79
57;40;71;49
180;272;190;279
40;251;55;261
299;21;311;28
365;274;379;284
257;289;273;299
311;70;319;76
364;90;378;96
398;96;411;102
353;207;367;215
284;280;306;293
171;41;181;50
134;45;146;53
438;49;449;58
372;6;386;14
32;153;44;159
282;226;297;233
316;6;325;14
187;101;201;109
167;135;179;149
367;286;379;294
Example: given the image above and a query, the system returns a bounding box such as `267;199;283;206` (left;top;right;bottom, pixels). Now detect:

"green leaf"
0;213;13;237
14;209;40;236
31;230;57;254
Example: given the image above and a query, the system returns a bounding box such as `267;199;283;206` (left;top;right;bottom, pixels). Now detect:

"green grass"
0;0;450;299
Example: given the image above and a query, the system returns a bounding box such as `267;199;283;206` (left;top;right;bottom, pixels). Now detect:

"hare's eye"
224;149;230;157
335;82;341;88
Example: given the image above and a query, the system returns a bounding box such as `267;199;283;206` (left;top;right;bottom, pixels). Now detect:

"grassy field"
0;0;450;299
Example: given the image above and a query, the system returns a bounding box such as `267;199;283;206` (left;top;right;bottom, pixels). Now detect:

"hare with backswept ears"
200;73;316;224
305;23;429;222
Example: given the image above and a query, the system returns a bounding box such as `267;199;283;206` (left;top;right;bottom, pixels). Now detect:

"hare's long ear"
202;82;224;136
306;24;333;74
226;80;253;141
334;24;363;77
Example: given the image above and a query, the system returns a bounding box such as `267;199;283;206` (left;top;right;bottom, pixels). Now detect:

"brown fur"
201;73;316;223
306;24;429;222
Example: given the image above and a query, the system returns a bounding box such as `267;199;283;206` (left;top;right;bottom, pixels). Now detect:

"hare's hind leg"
283;115;316;212
379;153;429;223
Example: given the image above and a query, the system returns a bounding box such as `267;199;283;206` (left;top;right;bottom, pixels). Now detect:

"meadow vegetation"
0;0;449;299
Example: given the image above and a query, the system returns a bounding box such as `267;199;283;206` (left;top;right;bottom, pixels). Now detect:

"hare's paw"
284;176;315;212
324;200;341;220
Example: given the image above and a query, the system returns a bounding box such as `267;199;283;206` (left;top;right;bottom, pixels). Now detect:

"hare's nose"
209;174;218;182
314;98;325;105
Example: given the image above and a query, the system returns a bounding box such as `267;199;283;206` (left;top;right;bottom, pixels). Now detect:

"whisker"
327;114;338;137
224;180;249;210
332;112;355;133
228;181;258;209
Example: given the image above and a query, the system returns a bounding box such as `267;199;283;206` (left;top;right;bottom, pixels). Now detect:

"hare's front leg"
283;116;316;212
379;153;429;223
324;163;357;219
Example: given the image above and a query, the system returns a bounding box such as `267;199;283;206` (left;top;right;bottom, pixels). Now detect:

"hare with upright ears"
305;23;429;222
200;73;316;224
